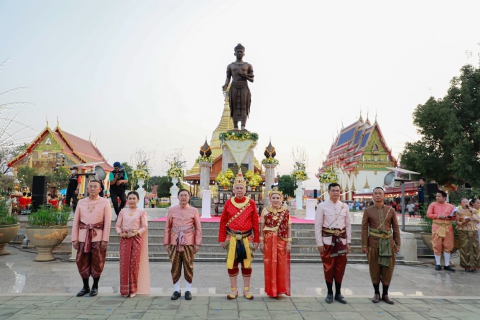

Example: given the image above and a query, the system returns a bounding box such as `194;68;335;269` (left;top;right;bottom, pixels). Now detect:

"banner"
224;140;253;166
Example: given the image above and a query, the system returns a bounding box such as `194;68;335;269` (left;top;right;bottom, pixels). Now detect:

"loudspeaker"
425;183;439;202
31;176;47;211
313;189;318;198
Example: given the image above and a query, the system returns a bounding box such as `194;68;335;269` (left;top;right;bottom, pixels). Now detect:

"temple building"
318;115;397;200
7;120;113;191
183;93;262;196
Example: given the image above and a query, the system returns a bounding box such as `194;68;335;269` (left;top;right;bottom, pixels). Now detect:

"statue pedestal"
201;189;212;219
137;178;145;209
263;163;278;205
305;199;316;220
295;180;303;210
399;231;418;263
170;177;179;207
199;162;212;191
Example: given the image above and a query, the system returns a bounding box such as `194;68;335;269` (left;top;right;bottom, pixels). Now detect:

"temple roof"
321;115;396;172
8;123;114;171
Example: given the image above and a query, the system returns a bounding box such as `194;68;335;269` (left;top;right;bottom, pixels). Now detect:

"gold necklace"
87;197;100;213
129;207;137;216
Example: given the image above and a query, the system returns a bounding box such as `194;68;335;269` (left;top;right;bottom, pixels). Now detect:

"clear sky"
1;0;480;188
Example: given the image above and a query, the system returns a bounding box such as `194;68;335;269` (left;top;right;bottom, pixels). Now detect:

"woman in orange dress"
115;191;150;297
260;187;291;299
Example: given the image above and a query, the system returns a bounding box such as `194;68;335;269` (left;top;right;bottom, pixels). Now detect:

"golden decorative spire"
351;180;356;191
46;116;49;128
56;116;59;128
363;176;370;189
210;92;234;147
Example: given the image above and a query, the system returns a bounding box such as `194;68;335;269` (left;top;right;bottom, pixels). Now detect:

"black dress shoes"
382;295;394;304
185;291;192;300
76;287;90;297
435;265;441;271
89;287;98;297
372;294;380;303
444;266;456;272
334;294;347;304
171;291;181;300
325;293;333;304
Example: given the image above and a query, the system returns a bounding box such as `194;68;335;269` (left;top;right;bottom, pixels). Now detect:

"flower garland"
219;131;259;142
262;157;279;165
195;156;213;163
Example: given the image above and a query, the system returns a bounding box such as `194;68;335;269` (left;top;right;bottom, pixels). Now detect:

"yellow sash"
226;233;252;269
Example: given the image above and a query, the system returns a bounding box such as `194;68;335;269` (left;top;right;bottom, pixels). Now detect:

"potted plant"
0;198;20;255
26;205;71;261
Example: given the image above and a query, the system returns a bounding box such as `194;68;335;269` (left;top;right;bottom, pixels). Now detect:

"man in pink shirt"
315;183;351;304
72;180;112;297
164;189;202;301
426;190;456;271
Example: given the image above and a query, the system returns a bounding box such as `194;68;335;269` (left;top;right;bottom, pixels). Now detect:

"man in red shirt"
218;169;260;300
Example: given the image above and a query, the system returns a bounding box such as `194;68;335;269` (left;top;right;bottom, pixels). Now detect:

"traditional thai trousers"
263;233;290;297
458;230;480;269
320;228;347;284
431;222;454;255
321;245;347;283
367;229;395;285
225;231;254;277
76;242;107;279
367;248;396;285
169;245;195;284
119;236;142;295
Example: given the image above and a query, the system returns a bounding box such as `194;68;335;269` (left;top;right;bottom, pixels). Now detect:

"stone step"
106;234;365;246
107;243;378;256
105;251;406;264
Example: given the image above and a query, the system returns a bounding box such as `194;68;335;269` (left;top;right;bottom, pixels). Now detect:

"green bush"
28;205;71;227
0;199;18;226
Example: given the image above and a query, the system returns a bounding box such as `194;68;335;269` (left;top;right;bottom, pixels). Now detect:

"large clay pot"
26;226;69;262
420;232;460;254
0;224;20;255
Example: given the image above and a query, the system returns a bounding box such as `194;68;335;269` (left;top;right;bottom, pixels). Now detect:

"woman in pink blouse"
115;191;150;297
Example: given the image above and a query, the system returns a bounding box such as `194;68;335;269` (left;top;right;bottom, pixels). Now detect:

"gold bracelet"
259;237;264;241
286;238;292;242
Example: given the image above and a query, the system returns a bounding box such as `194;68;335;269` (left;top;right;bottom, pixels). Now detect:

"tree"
278;175;295;198
146;175;162;193
157;176;173;198
400;64;480;187
17;166;36;189
45;167;70;189
121;162;134;188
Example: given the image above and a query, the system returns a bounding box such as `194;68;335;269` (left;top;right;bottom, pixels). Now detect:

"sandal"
227;287;238;300
243;286;254;300
275;294;283;300
130;293;136;298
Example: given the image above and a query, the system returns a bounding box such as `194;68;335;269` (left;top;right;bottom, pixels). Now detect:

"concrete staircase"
106;221;408;264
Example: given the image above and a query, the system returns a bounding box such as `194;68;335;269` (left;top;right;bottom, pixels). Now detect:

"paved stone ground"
1;295;480;319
